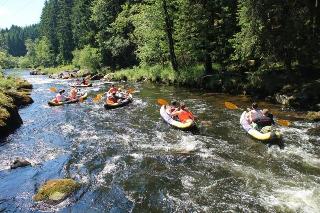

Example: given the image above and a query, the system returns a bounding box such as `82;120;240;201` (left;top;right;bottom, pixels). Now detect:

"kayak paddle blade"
49;87;57;93
157;99;169;106
225;101;238;110
277;119;291;127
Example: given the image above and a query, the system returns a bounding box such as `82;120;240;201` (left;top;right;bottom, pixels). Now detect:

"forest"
1;0;320;109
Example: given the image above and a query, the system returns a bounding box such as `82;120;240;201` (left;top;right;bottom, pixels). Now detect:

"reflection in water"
0;70;319;212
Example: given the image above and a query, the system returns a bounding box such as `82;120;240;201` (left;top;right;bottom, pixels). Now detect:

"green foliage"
110;64;204;84
0;25;39;57
0;51;17;69
72;46;101;71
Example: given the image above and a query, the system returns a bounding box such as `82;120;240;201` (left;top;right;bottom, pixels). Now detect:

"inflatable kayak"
160;105;195;130
48;93;88;106
240;111;281;141
104;94;133;109
71;83;92;87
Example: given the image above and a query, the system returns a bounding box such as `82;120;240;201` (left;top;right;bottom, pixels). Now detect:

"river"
0;70;319;212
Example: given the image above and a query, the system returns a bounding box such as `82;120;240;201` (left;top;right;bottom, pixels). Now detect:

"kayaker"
82;78;88;85
247;103;273;128
171;103;194;123
117;88;125;100
107;92;118;104
69;86;78;100
108;84;118;94
166;100;179;114
54;89;66;103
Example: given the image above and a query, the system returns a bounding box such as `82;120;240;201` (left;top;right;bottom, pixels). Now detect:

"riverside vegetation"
0;0;320;111
0;72;33;137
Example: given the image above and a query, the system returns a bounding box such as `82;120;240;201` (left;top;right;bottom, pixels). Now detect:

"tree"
56;0;74;64
72;45;101;71
71;0;96;49
34;37;55;67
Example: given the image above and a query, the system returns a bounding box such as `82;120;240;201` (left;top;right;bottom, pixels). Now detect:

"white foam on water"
95;155;121;185
181;176;195;189
262;187;320;213
130;153;143;160
275;145;320;168
60;123;75;134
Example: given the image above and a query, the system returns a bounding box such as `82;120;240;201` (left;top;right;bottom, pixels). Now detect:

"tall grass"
110;65;205;85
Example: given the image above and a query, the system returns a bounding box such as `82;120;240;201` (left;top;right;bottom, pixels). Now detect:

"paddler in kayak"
171;103;194;123
82;78;89;85
68;86;78;100
107;92;119;104
53;89;66;103
166;100;179;114
108;84;118;94
246;102;273;130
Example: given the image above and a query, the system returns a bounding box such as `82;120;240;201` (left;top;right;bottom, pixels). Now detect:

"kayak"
240;111;281;141
71;83;92;87
104;94;133;109
160;105;195;130
48;93;88;106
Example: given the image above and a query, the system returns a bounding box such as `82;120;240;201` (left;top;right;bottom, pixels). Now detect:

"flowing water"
0;70;320;212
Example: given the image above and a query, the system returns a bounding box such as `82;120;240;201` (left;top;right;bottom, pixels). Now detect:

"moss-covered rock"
306;111;320;121
33;179;80;204
5;91;34;107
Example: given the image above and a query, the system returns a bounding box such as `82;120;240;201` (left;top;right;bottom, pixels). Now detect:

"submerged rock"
10;158;31;169
33;179;80;204
307;126;320;136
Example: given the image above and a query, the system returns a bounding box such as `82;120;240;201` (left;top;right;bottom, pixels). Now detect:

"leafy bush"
72;46;101;72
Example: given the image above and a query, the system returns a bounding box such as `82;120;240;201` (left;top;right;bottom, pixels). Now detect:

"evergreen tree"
56;0;74;64
71;0;96;49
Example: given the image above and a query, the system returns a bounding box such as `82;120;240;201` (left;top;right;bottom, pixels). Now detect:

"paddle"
157;98;169;106
224;101;291;126
49;87;57;93
127;88;135;94
93;93;103;103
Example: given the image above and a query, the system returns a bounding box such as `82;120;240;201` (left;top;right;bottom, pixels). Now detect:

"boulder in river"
33;179;80;204
306;111;320;121
10;158;31;169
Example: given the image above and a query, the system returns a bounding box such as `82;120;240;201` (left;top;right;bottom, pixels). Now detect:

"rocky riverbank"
0;76;33;138
30;68;104;80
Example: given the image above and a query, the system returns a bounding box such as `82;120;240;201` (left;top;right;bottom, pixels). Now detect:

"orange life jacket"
178;110;194;123
108;96;118;104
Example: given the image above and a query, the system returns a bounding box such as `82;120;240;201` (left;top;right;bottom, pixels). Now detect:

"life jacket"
178;110;194;123
70;89;77;99
55;94;62;103
252;110;272;126
108;87;118;94
108;96;118;104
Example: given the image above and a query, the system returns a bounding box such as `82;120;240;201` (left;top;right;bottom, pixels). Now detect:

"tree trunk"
162;0;178;72
204;52;213;75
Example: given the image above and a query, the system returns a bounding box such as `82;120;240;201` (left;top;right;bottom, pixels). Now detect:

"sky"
0;0;46;29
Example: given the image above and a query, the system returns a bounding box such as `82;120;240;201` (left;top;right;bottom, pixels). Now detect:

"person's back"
55;90;65;103
69;87;77;100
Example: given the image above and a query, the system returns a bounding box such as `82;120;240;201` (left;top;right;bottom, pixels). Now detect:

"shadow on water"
0;70;320;212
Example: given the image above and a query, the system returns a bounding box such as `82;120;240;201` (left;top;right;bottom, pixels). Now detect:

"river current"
0;70;319;212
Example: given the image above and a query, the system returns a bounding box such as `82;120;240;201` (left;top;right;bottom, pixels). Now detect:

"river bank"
0;73;33;138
